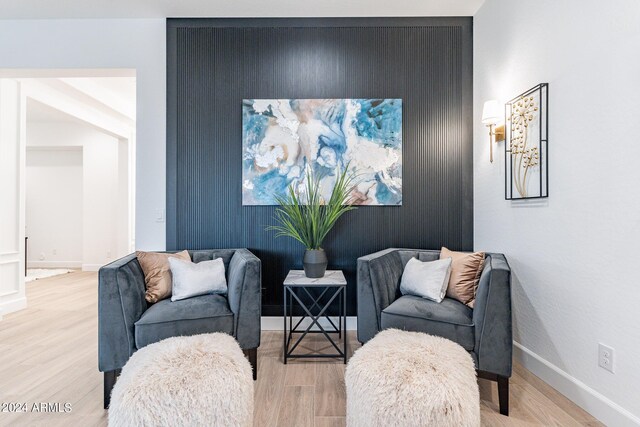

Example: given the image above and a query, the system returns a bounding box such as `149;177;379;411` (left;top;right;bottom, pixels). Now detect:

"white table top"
283;270;347;286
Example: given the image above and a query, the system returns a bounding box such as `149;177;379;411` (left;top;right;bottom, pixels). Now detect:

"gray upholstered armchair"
98;249;261;408
357;248;512;415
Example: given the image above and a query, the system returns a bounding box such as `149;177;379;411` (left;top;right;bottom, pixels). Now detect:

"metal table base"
283;283;347;364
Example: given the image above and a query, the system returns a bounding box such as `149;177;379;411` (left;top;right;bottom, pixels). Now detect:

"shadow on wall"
511;267;567;373
510;199;550;208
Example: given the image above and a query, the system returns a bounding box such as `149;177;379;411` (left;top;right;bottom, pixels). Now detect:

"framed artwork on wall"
242;98;402;206
505;83;549;200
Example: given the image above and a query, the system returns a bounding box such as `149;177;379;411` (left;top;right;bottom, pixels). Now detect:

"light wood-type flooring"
0;272;604;426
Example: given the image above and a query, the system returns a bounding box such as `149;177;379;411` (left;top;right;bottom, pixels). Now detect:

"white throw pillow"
168;257;227;302
400;257;452;303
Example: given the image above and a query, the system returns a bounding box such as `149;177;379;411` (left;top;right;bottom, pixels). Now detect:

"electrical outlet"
52;248;57;255
39;252;45;261
598;343;614;373
107;250;112;258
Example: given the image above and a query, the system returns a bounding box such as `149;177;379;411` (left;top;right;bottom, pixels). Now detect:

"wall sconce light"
482;100;505;163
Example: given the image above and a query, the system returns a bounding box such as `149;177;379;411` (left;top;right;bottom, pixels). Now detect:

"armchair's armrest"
357;248;404;343
473;253;512;377
228;249;261;349
98;253;147;372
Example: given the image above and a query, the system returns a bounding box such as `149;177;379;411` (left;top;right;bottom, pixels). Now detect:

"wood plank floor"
0;272;604;427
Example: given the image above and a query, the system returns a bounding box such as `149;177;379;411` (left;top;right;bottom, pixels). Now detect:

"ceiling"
27;99;79;123
60;77;136;119
0;0;484;19
25;77;136;124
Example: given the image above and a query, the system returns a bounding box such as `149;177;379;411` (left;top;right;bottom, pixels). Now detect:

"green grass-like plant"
268;166;358;250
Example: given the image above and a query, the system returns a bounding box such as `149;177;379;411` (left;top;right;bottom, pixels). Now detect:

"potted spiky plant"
268;166;357;278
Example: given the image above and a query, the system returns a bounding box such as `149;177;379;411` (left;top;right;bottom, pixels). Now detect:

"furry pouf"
108;333;253;427
345;329;480;427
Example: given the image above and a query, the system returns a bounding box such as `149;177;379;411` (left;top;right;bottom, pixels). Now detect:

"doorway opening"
0;69;136;316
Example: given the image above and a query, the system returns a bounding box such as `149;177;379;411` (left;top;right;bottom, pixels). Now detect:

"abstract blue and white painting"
242;99;402;205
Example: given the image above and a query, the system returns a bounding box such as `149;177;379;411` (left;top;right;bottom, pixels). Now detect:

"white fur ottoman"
345;329;480;427
108;333;254;427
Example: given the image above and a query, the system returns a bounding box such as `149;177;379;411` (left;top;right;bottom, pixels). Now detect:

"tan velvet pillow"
136;250;191;303
440;247;485;307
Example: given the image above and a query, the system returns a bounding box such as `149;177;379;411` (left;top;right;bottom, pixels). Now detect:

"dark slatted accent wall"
167;18;473;316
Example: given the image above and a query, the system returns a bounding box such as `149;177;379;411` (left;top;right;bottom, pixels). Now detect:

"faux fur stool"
108;333;253;427
345;329;480;427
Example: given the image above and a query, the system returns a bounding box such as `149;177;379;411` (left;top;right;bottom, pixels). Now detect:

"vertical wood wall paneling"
166;18;473;316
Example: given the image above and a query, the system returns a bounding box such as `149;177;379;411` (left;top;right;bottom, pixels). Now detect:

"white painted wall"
27;122;127;269
26;147;83;267
0;19;166;250
474;1;640;425
0;79;26;316
117;138;132;256
82;131;120;270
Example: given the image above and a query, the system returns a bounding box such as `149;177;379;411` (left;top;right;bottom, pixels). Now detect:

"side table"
283;270;347;364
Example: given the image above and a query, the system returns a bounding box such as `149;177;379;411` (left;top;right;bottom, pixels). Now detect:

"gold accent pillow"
440;247;485;307
136;250;191;303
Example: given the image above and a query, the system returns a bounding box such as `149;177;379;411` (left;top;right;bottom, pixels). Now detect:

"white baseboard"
514;341;640;427
81;264;104;272
262;316;357;331
28;261;105;271
0;297;27;318
28;261;82;269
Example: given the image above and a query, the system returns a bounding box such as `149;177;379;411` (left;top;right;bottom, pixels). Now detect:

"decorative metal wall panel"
505;83;549;200
167;18;473;315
